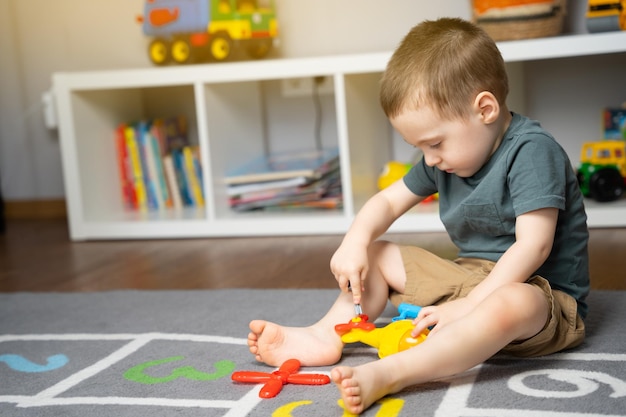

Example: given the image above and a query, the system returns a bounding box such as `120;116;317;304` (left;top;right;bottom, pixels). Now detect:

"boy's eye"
430;142;441;149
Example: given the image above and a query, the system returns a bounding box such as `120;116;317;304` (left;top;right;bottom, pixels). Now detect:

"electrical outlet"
42;91;58;129
281;76;334;97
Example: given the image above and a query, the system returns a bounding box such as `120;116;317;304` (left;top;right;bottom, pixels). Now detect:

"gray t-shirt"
403;112;589;317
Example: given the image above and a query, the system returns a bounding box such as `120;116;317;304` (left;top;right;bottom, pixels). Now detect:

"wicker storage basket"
472;0;566;41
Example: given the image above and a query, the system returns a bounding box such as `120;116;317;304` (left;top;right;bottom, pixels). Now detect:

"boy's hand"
411;298;475;337
330;243;368;305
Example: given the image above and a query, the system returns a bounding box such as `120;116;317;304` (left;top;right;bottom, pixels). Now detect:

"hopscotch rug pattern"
1;289;625;416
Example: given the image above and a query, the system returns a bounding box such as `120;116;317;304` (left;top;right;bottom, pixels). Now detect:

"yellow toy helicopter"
335;303;429;359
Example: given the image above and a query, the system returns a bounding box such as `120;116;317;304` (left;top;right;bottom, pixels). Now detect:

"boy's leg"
332;281;550;414
248;240;407;367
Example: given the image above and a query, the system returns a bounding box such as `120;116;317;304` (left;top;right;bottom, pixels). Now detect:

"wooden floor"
0;219;624;292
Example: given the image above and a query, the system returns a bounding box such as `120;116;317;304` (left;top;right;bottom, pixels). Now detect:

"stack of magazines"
225;148;342;211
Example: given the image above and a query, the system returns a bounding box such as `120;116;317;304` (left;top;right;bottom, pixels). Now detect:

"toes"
344;384;360;396
330;367;343;383
331;366;354;384
249;320;266;334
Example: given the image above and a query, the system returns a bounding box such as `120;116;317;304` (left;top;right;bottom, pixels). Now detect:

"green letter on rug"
124;356;235;385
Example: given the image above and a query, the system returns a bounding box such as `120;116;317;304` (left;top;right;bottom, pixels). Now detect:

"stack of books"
115;116;204;212
225;148;342;212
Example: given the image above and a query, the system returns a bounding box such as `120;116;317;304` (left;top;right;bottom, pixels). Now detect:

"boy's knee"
368;240;406;290
487;283;548;333
368;240;393;255
367;240;400;265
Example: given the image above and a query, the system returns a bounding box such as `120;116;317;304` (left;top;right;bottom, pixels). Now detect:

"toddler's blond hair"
380;18;509;121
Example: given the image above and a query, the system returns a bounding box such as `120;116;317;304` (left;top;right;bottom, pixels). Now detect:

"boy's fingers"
347;278;362;304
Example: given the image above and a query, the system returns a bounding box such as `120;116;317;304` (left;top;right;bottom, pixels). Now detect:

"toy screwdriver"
348;282;363;316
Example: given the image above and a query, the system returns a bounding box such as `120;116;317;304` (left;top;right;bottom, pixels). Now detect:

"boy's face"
390;103;502;178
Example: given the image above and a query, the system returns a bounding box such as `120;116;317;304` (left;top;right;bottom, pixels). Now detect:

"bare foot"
247;320;343;367
331;364;396;415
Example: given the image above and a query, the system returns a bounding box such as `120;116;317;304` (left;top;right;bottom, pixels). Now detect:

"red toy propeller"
334;314;376;335
231;359;330;398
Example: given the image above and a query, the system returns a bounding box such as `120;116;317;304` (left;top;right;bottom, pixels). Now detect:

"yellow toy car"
587;0;626;32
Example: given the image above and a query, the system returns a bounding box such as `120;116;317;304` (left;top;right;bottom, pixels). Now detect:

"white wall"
0;0;472;200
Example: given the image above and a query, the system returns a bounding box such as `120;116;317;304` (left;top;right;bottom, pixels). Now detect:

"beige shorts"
390;246;585;357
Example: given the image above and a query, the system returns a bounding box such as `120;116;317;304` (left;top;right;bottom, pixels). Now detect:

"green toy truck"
577;140;626;202
139;0;278;65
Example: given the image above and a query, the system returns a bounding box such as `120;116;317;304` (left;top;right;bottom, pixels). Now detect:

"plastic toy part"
586;0;626;33
231;359;330;398
139;0;279;65
377;161;438;203
378;161;412;190
392;303;423;321
335;315;429;359
334;314;376;335
577;140;626;202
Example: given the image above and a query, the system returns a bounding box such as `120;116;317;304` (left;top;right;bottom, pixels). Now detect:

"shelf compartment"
342;72;392;213
61;84;204;231
202;78;343;221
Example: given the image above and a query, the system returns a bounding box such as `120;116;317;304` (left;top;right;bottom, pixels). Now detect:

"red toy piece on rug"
231;359;330;398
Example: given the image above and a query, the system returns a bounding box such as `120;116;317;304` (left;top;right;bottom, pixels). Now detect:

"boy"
248;17;589;415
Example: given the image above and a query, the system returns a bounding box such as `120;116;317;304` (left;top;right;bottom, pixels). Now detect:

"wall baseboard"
4;199;67;220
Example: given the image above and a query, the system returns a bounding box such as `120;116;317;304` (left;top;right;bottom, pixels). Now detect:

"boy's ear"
473;91;499;124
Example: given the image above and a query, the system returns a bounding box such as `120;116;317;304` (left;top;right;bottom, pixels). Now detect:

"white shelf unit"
53;31;626;240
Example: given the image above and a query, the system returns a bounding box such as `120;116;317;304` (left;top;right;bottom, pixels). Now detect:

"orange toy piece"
148;7;180;27
335;316;429;359
231;359;330;398
473;0;556;15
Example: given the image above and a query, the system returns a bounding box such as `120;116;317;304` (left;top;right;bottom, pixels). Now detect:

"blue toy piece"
392;303;422;321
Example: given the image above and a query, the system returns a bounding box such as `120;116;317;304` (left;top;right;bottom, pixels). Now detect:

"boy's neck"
498;108;513;142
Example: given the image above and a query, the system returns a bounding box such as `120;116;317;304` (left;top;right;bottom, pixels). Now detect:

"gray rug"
1;289;624;416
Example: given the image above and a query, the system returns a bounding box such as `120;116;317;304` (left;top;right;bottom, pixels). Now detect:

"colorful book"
148;124;172;208
229;167;342;211
135;121;160;210
226;176;309;197
224;147;340;185
265;196;344;211
151;118;167;155
172;149;194;206
182;146;205;207
164;116;189;152
163;154;183;210
115;124;137;210
124;125;148;212
143;129;165;210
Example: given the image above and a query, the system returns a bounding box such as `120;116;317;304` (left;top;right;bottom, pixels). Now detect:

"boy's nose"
424;153;441;167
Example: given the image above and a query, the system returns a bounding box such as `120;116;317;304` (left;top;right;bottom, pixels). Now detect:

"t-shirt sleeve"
508;135;568;216
402;157;438;197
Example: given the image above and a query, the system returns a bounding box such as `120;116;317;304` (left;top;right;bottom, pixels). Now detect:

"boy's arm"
413;207;558;335
466;207;559;304
330;179;424;303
